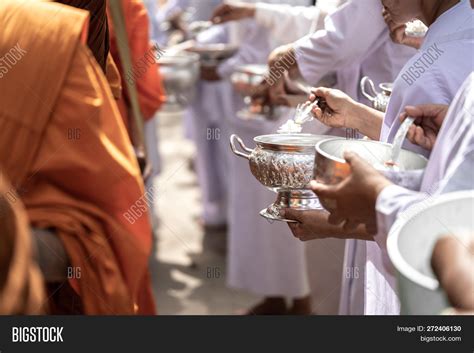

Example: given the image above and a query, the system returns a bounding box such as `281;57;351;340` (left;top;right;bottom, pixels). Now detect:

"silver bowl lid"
379;82;393;94
254;134;330;152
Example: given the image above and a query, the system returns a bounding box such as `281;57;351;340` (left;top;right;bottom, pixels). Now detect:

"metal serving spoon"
294;98;330;125
389;116;416;168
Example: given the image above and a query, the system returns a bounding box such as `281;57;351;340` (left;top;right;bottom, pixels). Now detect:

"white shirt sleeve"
254;3;321;42
293;0;386;84
375;185;430;251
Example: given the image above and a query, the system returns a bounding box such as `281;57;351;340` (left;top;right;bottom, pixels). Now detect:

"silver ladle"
389;117;416;168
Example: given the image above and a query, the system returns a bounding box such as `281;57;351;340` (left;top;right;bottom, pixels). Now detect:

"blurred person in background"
215;0;417;315
203;0;326;315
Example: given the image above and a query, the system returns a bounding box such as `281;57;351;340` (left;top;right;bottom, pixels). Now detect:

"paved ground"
148;107;258;315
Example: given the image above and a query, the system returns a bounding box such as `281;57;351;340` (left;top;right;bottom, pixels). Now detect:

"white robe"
249;0;348;311
375;73;474;310
367;0;474;315
224;1;315;298
291;0;416;315
254;0;338;41
188;24;232;225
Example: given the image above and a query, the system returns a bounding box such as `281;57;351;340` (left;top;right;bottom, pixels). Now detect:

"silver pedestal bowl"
230;134;329;222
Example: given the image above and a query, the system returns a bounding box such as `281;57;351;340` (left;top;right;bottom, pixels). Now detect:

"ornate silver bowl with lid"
230;133;329;222
360;76;393;112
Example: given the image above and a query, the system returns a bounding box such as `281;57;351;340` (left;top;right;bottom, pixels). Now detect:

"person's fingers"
311;106;323;120
391;25;407;44
251;81;269;98
404;105;426;119
288;221;313;241
405;104;449;121
310;87;338;105
343;219;359;232
211;4;231;23
406;125;416;143
273;95;290;107
281;208;303;223
288;222;300;236
344;151;372;174
399;111;407;122
366;222;378;235
310;181;339;199
413;125;428;147
328;212;345;226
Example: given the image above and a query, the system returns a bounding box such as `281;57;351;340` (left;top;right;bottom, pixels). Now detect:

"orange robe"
0;0;155;314
108;0;166;131
0;176;46;315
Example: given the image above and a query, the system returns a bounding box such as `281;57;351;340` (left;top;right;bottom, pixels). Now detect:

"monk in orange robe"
108;0;166;132
0;0;155;314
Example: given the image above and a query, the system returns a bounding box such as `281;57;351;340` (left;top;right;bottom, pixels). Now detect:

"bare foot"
237;297;288;315
288;295;313;315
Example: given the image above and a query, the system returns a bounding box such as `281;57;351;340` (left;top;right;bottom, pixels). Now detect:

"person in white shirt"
186;1;315;314
220;0;317;315
283;0;474;315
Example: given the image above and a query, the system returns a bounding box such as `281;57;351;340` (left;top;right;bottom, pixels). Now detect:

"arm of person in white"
159;0;190;21
293;0;386;85
254;3;321;43
196;23;229;45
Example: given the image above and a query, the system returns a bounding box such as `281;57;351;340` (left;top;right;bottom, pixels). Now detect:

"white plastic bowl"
387;191;474;315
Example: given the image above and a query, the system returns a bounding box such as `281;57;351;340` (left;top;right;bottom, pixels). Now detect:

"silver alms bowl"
230;134;329;222
159;51;200;108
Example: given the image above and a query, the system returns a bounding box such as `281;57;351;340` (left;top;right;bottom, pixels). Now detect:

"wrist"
371;178;393;205
246;5;256;18
344;101;365;130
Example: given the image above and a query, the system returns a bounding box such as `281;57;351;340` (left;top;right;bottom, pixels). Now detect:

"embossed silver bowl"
230;134;328;222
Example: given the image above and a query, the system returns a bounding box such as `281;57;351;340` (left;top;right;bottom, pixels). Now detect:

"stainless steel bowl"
360;76;393;112
159;51;200;108
387;191;473;314
314;138;428;210
230;134;329;222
